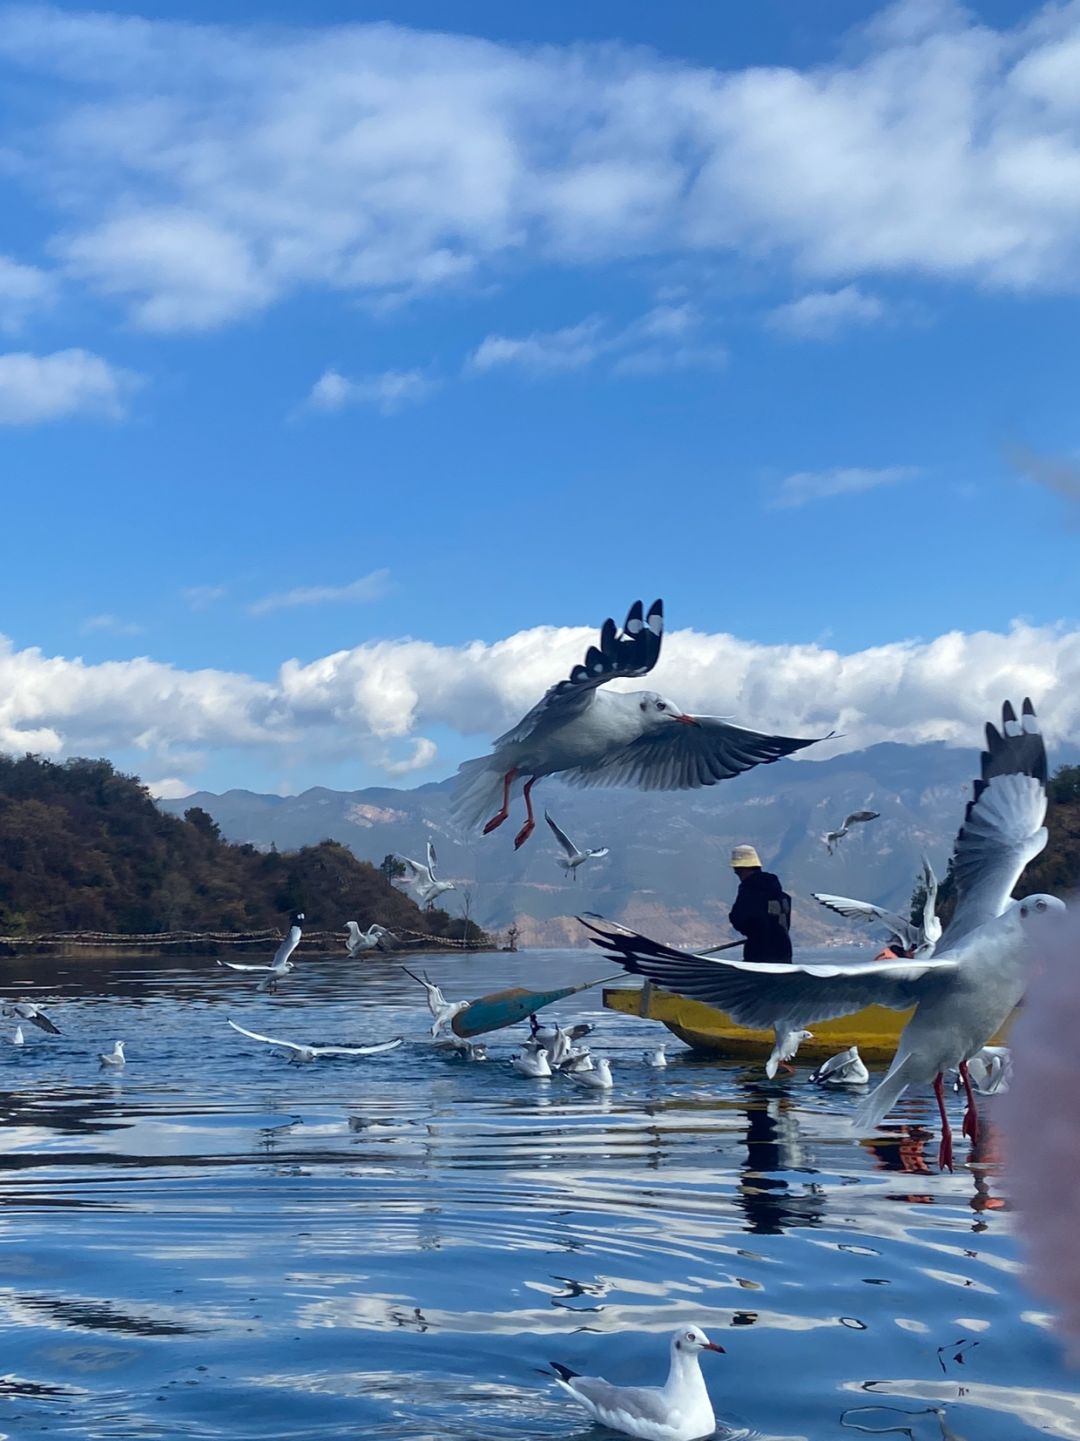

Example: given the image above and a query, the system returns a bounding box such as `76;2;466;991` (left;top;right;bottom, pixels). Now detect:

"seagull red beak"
702;1341;725;1353
672;712;700;726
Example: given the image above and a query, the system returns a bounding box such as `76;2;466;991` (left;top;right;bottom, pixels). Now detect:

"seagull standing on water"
823;809;880;855
545;811;609;881
453;597;832;849
402;967;469;1036
217;912;304;991
3;1000;60;1035
394;842;455;907
547;1324;724;1441
344;922;399;957
99;1041;125;1069
584;700;1063;1170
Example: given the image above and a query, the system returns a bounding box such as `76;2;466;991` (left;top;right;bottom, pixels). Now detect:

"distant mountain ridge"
161;738;1077;947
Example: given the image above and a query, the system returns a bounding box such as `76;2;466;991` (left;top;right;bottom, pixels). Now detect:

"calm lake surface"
1;947;1077;1441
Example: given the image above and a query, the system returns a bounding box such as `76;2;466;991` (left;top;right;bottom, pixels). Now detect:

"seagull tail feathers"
449;756;518;830
852;1053;917;1135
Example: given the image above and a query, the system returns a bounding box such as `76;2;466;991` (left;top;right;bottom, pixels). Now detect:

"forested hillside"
0;754;482;941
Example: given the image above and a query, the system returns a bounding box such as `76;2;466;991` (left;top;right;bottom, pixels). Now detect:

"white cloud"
0;254;55;330
770;464;921;509
381;737;438;776
2;618;1080;786
469;319;605;374
467;306;727;378
248;568;393;617
307;367;435;415
767;285;886;339
80;613;145;636
4;4;1080;329
0;348;141;424
146;776;195;800
181;584;228;610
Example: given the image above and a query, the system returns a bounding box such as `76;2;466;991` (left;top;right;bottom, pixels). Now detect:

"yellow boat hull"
603;986;1011;1063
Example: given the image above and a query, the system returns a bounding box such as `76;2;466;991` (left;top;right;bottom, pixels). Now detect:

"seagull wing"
544;810;578;857
563;715;832;791
426;839;438;876
586;847;610;860
842;810;880;828
272;925;302;968
227;1019;304;1054
812;893;919;950
217;960;270;972
28;1009;61;1035
311;1037;405;1057
345;922;361;941
397;854;435;887
493;599;664;747
938;698;1048;949
579;917;955;1031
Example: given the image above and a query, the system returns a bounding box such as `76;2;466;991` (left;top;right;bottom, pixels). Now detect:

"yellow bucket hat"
731;844;762;868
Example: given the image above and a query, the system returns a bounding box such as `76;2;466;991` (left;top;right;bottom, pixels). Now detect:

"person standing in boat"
729;845;793;963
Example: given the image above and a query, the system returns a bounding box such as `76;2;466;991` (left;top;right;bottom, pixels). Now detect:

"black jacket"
729;870;793;963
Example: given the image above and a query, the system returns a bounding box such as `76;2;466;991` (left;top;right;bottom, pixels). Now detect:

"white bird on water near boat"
810;1046;869;1087
394;841;455;908
823;809;880;855
99;1041;125;1069
11;1025;24;1047
227;1019;403;1063
545;810;609;880
401;967;469;1037
569;1056;614;1091
452;597;833;849
511;1047;552;1078
344;922;399;957
217;912;304;991
3;1000;61;1035
583;699;1064;1170
644;1044;667;1068
547;1324;724;1441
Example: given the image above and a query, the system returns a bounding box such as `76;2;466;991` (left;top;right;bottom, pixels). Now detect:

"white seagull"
511;1048;552;1078
453;597;832;848
344;922;399;957
570;1056;614;1091
547;1324;724;1441
583;699;1062;1170
823;809;880;855
11;1025;24;1047
2;1000;60;1035
955;1044;1012;1096
217;912;304;991
228;1019;404;1063
765;1028;814;1079
644;1044;668;1068
99;1040;126;1069
545;810;610;881
810;1045;869;1087
401;967;469;1036
529;1016;595;1046
814;856;942;957
394;841;455;907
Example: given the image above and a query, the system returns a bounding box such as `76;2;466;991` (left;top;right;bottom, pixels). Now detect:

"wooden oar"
698;938;744;955
451;974;624;1038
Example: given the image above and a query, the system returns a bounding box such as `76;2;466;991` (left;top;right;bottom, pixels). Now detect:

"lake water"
1;947;1077;1441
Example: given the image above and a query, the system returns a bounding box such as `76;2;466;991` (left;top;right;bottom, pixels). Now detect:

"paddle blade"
452;983;587;1037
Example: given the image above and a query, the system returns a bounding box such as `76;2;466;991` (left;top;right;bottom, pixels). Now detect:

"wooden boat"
604;984;1010;1062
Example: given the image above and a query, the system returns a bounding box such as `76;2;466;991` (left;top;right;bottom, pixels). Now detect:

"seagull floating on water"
217;912;304;991
547;1324;724;1441
344;922;400;957
823;809;880;856
810;1045;869;1087
394;841;455;908
570;1056;613;1091
228;1019;403;1063
644;1044;668;1068
815;857;941;957
545;811;610;881
453;597;832;848
3;1000;60;1035
529;1015;594;1046
11;1025;24;1047
583;699;1063;1170
402;967;469;1036
511;1048;552;1078
99;1040;125;1069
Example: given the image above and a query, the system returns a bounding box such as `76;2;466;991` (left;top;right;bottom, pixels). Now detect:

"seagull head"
1017;894;1067;923
672;1324;725;1356
635;690;699;729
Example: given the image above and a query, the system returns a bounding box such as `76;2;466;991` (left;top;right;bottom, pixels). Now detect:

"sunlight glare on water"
1;948;1077;1441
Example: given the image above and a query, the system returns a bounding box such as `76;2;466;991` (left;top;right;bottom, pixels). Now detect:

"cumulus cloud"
380;737;438;776
0;254;56;330
248;568;393;617
306;367;436;415
4;4;1080;329
0;348;141;424
2;619;1079;786
770;464;921;509
146;777;195;800
766;285;886;340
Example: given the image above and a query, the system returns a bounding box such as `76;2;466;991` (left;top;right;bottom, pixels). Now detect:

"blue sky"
1;0;1079;796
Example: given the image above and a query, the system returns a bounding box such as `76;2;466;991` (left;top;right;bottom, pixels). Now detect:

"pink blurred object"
1003;899;1080;1357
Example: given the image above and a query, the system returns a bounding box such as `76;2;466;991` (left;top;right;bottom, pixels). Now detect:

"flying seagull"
217;912;304;991
582;699;1063;1169
823;809;880;855
814;857;942;957
545;810;610;881
394;841;455;908
344;922;400;957
227;1019;404;1063
2;1000;61;1035
401;966;469;1036
453;597;833;848
546;1324;724;1441
766;1028;814;1079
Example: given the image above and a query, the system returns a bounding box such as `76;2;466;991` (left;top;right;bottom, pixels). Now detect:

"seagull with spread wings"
452;598;833;848
344;922;401;957
394;841;455;907
228;1019;403;1063
823;809;880;855
545;810;610;881
216;911;304;991
583;700;1064;1170
815;856;942;957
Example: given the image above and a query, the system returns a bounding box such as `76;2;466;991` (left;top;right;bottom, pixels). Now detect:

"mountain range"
160;738;1070;948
